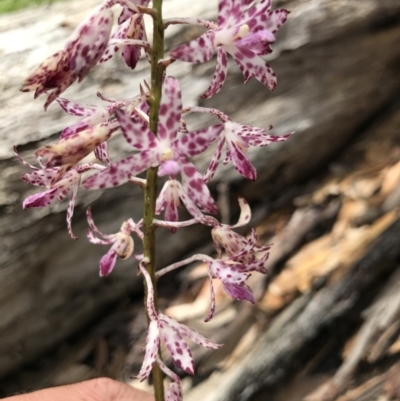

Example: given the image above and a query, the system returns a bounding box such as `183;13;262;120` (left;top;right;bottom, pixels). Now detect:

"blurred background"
1;0;400;400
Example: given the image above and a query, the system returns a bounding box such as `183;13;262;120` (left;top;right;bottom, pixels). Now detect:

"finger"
4;378;154;401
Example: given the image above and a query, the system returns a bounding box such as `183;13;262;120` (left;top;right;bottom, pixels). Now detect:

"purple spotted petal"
220;0;256;26
200;48;228;99
122;14;147;69
160;314;222;350
23;169;80;207
94;142;111;164
56;98;97;117
227;45;277;90
23;188;58;208
61;121;90;138
86;207;111;241
229;141;257;180
204;268;216;322
177;184;204;219
180;159;217;214
23;169;80;239
22;167;65;187
118;6;134;24
236;247;269;273
136;320;160;381
69;5;114;81
87;231;111;245
240;0;271;25
169;31;215;63
211;261;248;285
242;132;292;147
218;0;252;26
164;199;179;224
244;7;288;35
82;151;154;189
166;382;182;401
175;124;223;157
203;136;225;183
99;249;117;276
157;358;183;401
66;176;80;239
99;17;131;63
159;320;194;375
212;226;250;256
140;263;158;320
231;197;251;228
115;109;158;151
223;282;255;303
158;76;182;142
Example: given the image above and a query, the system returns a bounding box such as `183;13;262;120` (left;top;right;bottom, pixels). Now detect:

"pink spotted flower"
156;179;205;232
186;106;292;181
168;0;289;98
86;209;143;276
137;263;222;381
15;148;105;239
99;10;150;69
83;76;224;214
21;2;116;109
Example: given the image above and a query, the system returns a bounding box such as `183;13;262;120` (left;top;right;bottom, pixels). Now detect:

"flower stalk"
143;0;165;399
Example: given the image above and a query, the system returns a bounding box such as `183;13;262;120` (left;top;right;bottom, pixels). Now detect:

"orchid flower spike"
169;0;289;98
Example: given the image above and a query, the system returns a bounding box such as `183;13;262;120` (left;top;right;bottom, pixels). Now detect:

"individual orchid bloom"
156;252;257;322
99;13;150;69
207;198;271;273
21;2;115;109
86;209;143;276
83;76;223;214
186;106;292;181
21;162;105;239
154;198;270;274
156;179;204;231
169;0;289;98
137;263;222;380
34;119;119;169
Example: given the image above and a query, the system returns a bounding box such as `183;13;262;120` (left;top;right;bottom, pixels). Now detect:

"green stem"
143;1;165;400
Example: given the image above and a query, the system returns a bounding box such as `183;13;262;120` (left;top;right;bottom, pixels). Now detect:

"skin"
3;378;154;401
